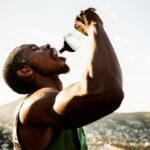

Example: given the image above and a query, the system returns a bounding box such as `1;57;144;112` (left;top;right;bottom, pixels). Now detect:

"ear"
17;65;34;78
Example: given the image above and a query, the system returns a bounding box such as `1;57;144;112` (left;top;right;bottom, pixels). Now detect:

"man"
3;8;124;150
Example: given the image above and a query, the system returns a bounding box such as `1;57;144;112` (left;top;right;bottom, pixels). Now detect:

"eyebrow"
29;44;37;48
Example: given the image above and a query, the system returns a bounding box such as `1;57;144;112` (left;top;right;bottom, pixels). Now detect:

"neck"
31;74;63;91
49;75;63;91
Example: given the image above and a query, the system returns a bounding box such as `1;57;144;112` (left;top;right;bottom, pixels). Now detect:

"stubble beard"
54;64;70;75
31;63;70;76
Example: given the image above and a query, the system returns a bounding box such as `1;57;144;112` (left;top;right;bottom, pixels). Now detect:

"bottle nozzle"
59;48;66;54
59;30;87;54
59;40;75;54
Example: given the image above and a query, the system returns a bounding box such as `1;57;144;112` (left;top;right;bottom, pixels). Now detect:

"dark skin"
15;8;124;150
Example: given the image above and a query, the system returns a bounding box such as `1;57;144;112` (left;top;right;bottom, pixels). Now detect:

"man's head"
3;44;70;94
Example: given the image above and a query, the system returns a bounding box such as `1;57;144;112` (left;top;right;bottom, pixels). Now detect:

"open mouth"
51;48;66;61
51;48;58;58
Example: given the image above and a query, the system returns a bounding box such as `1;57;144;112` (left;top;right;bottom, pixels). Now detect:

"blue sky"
0;0;150;112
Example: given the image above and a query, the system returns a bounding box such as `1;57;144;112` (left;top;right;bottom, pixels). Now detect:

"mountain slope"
0;98;24;127
84;112;150;149
0;99;150;149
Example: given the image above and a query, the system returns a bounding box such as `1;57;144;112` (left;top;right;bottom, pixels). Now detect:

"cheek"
30;54;50;67
29;53;65;73
33;59;59;73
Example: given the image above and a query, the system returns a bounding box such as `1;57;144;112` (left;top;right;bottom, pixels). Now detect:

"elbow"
111;87;124;111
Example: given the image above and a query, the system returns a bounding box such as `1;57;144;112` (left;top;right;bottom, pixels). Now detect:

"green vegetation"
0;127;13;150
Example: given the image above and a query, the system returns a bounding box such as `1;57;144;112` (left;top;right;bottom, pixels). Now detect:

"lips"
59;56;66;61
51;48;66;61
51;48;58;58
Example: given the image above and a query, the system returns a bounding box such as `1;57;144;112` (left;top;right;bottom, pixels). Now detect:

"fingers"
79;7;103;25
80;7;95;14
80;11;84;17
74;16;89;36
74;7;98;36
78;7;97;24
76;14;87;25
80;8;96;14
85;7;96;12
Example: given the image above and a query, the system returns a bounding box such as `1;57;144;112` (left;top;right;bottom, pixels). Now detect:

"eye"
31;45;39;51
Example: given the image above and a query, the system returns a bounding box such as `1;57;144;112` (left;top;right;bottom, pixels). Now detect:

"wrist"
88;21;104;35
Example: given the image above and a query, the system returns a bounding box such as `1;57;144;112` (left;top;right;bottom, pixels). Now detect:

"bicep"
19;87;84;129
20;84;122;129
53;82;81;115
53;82;123;128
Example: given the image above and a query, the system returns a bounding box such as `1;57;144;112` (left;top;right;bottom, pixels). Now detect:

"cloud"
113;36;131;48
96;4;118;26
128;55;150;65
14;24;63;47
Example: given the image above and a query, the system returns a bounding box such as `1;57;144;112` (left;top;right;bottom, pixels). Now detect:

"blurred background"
0;0;150;149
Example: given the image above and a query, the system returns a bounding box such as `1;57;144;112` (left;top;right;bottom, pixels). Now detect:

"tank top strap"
13;102;25;150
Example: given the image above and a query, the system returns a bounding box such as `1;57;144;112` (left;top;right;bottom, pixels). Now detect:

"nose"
42;44;51;50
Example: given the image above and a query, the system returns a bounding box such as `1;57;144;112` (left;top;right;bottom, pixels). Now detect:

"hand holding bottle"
74;8;103;36
59;8;103;53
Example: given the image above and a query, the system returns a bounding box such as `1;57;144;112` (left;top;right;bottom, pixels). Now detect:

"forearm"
80;23;123;95
61;24;124;122
53;9;124;127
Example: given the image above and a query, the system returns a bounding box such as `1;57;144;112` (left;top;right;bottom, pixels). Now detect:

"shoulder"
19;87;59;126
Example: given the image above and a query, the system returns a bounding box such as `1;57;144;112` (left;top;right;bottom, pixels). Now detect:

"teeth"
53;49;58;57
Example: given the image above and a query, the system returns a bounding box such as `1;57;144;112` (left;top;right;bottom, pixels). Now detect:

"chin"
60;64;70;74
54;64;70;75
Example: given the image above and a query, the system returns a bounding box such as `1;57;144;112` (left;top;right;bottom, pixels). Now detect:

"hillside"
0;100;150;149
0;98;24;128
84;112;150;150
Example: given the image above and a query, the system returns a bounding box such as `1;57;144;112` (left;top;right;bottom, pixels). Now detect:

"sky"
0;0;150;112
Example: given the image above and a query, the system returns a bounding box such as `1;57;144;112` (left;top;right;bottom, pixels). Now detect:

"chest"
18;125;53;150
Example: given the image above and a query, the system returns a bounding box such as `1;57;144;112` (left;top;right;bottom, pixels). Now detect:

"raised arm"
53;8;124;127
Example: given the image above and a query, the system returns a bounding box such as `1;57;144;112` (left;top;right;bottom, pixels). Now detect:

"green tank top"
13;102;88;150
47;128;88;150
